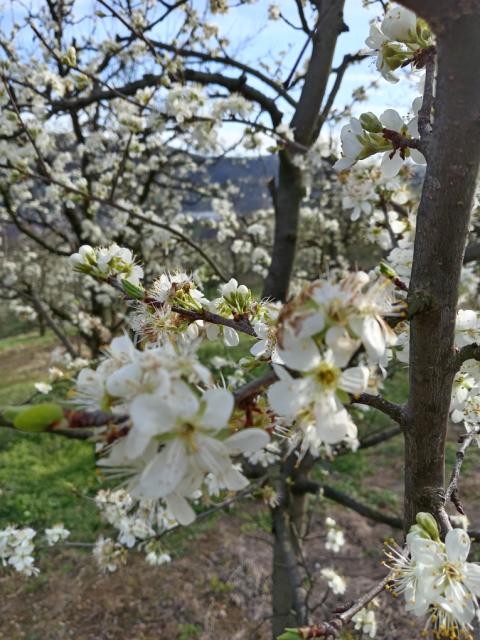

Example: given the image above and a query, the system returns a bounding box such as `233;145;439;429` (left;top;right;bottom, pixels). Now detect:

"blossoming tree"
1;1;480;639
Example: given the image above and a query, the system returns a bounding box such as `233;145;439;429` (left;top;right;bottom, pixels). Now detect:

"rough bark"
404;4;480;529
263;0;346;301
271;454;313;638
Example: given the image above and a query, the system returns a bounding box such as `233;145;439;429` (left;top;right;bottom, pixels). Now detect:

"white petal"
164;493;196;525
267;378;305;418
223;326;240;347
380;150;403;178
224;428;270;455
201;388;234;431
298;313;325;339
195;436;231;477
139;440;188;498
325;326;360;368
445;527;471;563
278;333;321;372
410;148;426;165
219;465;249;491
340;366;369;394
380;109;405;132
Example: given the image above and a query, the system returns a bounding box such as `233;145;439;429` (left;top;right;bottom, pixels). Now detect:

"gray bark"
404;3;480;528
263;0;346;301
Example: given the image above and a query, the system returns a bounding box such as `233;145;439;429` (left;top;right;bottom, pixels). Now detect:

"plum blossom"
44;524;70;546
321;567;347;595
387;514;480;638
70;244;143;285
0;526;38;576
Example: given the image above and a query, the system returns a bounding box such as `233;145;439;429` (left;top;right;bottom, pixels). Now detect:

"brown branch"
315;52;363;133
98;0;296;108
234;369;279;405
454;342;480;369
358;425;403;450
417;53;436;140
351;393;408;427
170;306;256;337
292;480;403;530
464;242;480;263
444;430;479;515
292;573;392;638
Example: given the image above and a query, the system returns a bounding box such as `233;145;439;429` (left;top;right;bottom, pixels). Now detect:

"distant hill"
188;155;279;214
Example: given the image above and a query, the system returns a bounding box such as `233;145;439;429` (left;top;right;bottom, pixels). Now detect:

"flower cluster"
365;5;434;83
0;526;38;576
267;271;395;457
70;244;144;286
93;536;128;573
74;332;270;524
387;513;480;639
334;104;425;177
325;517;346;553
0;523;70;576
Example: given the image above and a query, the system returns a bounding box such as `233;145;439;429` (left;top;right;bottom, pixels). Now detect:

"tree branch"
351;393;408;427
444;429;479;515
292;480;403;530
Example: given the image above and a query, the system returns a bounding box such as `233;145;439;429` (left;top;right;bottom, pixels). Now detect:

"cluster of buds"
365;5;434;83
70;244;144;286
335;107;424;177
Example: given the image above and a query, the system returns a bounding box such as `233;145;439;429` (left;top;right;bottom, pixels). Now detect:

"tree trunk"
263;152;305;302
263;0;346;301
404;6;480;529
271;454;314;638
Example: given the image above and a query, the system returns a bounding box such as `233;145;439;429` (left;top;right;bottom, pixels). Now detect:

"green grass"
0;330;55;354
0;331;100;537
0;430;100;539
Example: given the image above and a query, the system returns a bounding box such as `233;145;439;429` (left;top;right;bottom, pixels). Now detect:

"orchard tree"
1;2;480;640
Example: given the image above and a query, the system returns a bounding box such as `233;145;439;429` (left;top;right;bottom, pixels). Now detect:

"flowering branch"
283;573;392;638
169;306;256;337
444;430;479;515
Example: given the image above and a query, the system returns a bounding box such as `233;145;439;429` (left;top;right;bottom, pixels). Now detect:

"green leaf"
11;403;64;432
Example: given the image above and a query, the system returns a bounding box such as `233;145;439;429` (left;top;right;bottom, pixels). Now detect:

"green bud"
415;512;440;541
416;19;433;47
277;630;301;640
121;279;145;300
382;43;409;71
408;524;430;540
379;262;397;280
10;403;63;433
360;112;383;133
62;46;77;67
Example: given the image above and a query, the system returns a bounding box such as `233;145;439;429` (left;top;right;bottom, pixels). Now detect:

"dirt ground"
0;498;445;640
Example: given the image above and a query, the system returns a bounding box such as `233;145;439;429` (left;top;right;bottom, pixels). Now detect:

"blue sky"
2;0;419;146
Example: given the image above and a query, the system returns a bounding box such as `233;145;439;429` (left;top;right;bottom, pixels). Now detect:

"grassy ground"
0;330;100;538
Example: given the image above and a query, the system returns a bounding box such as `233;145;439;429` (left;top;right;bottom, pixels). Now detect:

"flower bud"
360;112;383;133
9;403;64;432
379;262;397;280
415;512;440;541
63;46;77;67
276;630;301;640
121;279;145;300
